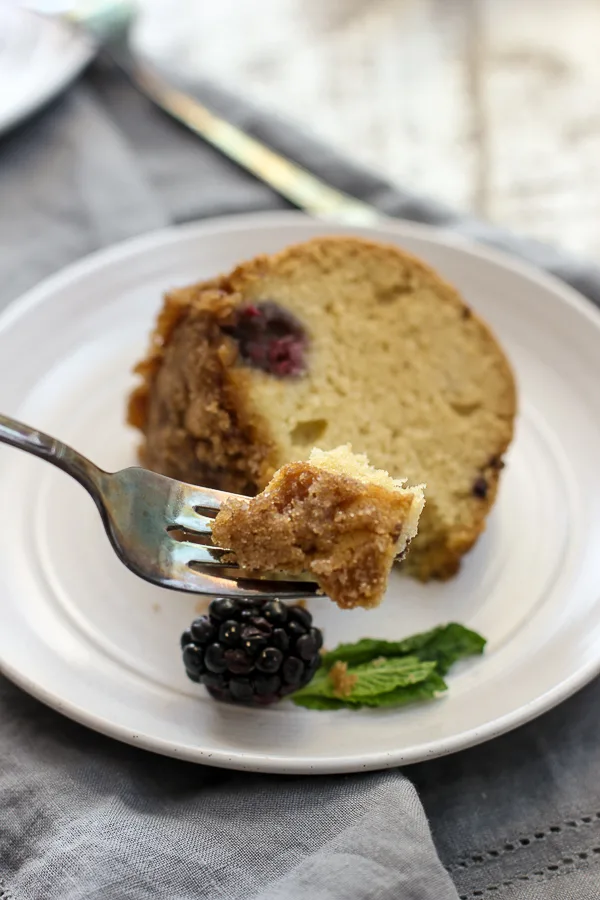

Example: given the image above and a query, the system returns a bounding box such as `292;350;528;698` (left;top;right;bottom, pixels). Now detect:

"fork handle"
0;414;104;498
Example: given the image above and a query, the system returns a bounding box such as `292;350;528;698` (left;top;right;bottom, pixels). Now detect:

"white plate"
1;211;599;774
0;5;93;136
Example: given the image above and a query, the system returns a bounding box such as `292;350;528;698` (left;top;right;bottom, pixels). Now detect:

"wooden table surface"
139;0;600;258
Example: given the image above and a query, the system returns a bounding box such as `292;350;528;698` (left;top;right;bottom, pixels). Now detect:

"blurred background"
134;0;600;257
5;0;600;256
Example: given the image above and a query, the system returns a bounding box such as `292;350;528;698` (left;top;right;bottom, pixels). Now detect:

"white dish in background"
0;5;93;136
0;211;599;774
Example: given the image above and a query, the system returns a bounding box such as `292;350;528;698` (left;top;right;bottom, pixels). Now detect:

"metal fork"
0;414;317;599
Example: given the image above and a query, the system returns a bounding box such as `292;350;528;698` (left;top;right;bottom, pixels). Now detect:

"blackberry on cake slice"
128;236;516;580
211;445;425;610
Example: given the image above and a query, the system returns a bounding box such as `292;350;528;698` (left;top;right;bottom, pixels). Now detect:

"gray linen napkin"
1;63;600;900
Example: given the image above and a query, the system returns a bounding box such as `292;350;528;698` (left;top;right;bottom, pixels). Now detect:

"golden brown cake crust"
128;236;516;580
128;285;279;494
211;459;421;610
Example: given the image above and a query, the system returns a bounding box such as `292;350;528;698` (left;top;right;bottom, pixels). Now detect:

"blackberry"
221;301;307;377
180;599;322;706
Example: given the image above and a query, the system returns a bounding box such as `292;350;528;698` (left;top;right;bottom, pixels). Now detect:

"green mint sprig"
292;623;485;711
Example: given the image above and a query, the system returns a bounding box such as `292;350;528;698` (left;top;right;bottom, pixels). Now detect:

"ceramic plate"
0;5;93;136
1;212;599;774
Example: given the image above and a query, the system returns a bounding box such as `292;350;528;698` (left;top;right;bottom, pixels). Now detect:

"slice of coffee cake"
128;236;515;579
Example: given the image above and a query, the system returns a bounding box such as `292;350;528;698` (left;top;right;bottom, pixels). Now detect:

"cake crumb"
211;445;424;610
152;603;160;613
329;661;357;698
195;598;211;615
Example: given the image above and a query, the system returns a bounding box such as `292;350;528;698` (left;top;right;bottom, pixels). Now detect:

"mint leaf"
292;623;486;712
321;637;429;669
415;623;486;675
291;656;437;707
356;672;447;707
294;671;447;711
321;624;485;675
348;657;437;699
